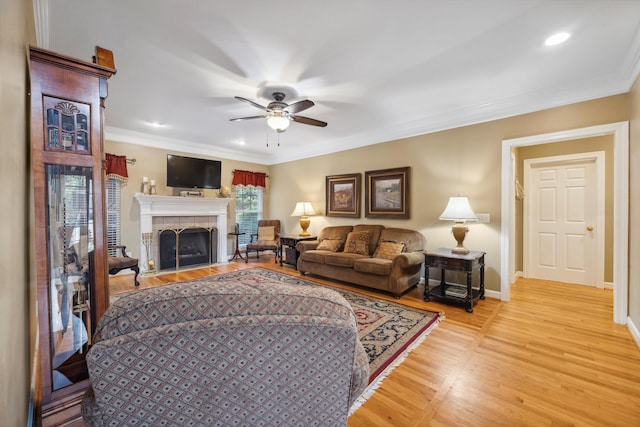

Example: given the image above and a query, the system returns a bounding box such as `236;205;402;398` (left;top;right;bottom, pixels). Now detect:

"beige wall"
629;74;640;329
515;136;614;282
105;140;270;258
269;94;628;293
0;0;35;424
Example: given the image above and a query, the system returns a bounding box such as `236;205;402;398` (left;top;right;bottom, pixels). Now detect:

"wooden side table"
228;232;246;261
424;248;485;313
280;235;317;269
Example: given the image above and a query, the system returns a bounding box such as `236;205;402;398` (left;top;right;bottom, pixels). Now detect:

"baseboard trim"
628;316;640;350
484;289;501;300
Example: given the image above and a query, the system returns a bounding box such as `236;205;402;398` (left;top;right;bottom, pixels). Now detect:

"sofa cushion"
302;250;328;264
374;240;406;259
354;257;393;275
324;252;368;268
379;228;426;253
318;225;353;242
316;238;343;252
344;231;370;255
353;224;385;255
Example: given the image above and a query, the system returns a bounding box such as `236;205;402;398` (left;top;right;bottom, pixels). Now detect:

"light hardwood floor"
109;258;640;426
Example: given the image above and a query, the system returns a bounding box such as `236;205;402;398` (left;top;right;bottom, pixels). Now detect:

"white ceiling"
44;0;640;165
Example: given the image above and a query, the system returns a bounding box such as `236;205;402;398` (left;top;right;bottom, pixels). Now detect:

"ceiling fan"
230;92;327;133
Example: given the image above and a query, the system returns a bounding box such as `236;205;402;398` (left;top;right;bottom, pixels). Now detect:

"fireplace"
135;194;231;273
159;227;218;270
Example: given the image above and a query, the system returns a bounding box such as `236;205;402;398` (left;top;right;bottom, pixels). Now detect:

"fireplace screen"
159;227;217;270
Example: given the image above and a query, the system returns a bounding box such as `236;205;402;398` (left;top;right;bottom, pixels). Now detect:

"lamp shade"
439;196;477;221
291;201;316;217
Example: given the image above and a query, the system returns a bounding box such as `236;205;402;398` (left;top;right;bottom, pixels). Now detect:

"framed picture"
365;167;410;219
326;173;361;217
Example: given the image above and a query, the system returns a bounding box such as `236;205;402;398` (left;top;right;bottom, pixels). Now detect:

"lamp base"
450;222;470;255
299;216;311;236
451;246;470;255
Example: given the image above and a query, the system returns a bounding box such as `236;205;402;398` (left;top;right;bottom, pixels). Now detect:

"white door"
524;152;604;286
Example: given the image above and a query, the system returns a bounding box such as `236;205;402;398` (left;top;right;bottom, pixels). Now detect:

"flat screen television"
166;154;222;189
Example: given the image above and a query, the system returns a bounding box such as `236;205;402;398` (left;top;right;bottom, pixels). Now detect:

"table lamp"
291;201;316;236
439;196;477;254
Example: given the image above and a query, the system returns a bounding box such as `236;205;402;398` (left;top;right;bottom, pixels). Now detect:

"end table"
424;248;485;313
228;232;246;261
280;235;317;269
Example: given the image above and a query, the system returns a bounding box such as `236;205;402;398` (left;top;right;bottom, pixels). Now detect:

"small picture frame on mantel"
364;167;410;219
326;173;361;218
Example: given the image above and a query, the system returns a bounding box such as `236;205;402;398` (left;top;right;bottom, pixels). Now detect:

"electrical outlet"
476;213;490;223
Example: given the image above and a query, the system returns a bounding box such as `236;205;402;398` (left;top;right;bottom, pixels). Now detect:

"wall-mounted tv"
166;154;222;189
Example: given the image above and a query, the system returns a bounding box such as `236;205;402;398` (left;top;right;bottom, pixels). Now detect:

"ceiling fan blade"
229;115;266;122
234;96;267;111
284;99;314;114
291;115;327;127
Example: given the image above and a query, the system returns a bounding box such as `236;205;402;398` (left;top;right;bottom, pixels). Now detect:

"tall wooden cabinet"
29;46;116;424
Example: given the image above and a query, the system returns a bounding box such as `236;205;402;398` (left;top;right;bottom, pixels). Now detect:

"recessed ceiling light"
145;121;166;128
544;32;571;46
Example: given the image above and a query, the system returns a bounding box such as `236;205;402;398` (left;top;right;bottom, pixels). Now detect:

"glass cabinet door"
45;165;94;390
44;97;90;152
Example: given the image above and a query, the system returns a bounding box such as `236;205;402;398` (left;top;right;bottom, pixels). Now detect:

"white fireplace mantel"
134;193;231;266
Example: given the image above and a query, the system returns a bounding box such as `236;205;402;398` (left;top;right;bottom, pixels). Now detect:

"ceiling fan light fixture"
267;113;290;133
231;91;325;132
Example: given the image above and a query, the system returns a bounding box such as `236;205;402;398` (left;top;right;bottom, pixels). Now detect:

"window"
105;178;121;256
235;185;263;246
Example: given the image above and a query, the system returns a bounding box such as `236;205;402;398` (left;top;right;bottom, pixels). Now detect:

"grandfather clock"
29;46;116;424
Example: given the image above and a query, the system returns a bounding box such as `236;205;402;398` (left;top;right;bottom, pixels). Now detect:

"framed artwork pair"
326;167;410;219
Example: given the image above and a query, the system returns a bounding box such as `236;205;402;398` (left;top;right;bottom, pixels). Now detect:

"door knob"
587;226;593;231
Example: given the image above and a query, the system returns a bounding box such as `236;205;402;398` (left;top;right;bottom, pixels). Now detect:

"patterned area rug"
110;267;443;410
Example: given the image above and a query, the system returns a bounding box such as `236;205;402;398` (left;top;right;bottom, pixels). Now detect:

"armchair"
107;245;139;286
245;219;280;263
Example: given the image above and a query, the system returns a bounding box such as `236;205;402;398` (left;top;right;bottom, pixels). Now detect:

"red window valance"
105;153;128;184
232;169;266;188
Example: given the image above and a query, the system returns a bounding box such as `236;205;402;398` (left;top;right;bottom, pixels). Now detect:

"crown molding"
267;79;630;165
105;127;272;165
32;0;49;48
106;73;629;166
623;24;640;89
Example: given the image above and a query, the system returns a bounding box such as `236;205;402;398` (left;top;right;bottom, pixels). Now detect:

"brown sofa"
297;224;426;297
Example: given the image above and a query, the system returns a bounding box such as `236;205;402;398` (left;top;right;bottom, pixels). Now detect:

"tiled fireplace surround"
134;194;231;272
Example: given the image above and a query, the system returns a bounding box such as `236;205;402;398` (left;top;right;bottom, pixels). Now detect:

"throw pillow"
257;226;275;241
373;240;405;259
344;231;370;255
316;239;343;252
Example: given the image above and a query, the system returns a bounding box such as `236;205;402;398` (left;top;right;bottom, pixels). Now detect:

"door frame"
523;152;605;288
501;122;629;324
